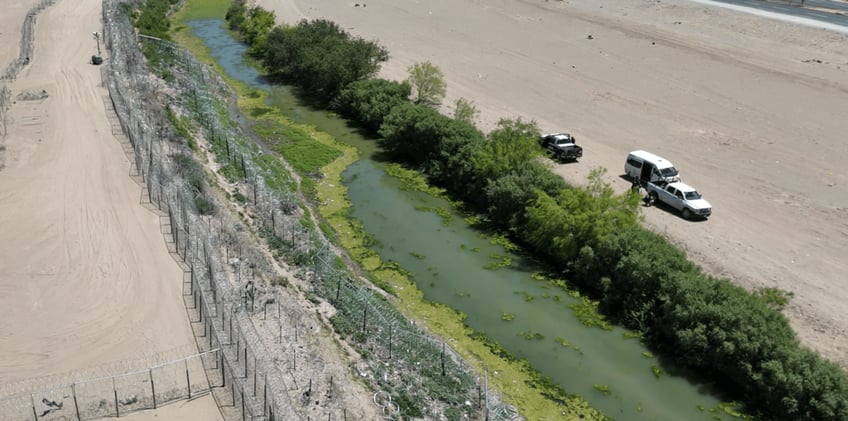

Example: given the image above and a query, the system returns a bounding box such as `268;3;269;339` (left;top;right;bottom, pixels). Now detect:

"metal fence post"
185;359;191;399
241;389;246;421
72;383;81;421
114;376;120;417
149;369;157;409
30;394;37;421
221;350;227;388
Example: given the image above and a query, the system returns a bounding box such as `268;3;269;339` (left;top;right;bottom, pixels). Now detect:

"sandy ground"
257;0;848;368
0;0;220;419
0;1;32;75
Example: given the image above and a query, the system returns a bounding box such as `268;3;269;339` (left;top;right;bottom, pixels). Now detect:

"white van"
625;150;680;184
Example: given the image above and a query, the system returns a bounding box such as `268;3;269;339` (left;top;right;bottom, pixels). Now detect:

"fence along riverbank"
100;0;518;419
0;0;522;418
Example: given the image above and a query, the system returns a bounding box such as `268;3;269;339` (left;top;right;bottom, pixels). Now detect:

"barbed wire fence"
0;0;522;419
98;0;522;418
1;0;57;154
0;348;218;420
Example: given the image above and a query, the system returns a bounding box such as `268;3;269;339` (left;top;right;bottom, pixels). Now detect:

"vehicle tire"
682;208;692;220
649;192;658;203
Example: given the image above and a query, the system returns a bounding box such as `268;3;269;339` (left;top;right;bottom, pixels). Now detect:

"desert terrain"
0;0;220;418
2;0;846;417
257;0;848;368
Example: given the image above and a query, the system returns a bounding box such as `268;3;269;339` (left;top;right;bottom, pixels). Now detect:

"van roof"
629;150;675;170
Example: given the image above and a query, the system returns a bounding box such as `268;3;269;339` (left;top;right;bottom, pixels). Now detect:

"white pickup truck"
645;181;712;219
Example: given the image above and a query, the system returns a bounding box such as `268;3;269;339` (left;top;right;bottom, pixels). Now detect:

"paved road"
805;0;848;12
708;0;848;26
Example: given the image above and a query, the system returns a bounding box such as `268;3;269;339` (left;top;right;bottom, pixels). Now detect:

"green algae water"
187;18;738;421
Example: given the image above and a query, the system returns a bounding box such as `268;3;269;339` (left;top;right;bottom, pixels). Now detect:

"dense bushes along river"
220;2;848;420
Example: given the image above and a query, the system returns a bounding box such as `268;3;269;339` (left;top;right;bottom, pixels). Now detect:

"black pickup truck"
539;132;583;162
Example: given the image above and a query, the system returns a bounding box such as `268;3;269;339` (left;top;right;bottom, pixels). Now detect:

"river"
187;18;736;421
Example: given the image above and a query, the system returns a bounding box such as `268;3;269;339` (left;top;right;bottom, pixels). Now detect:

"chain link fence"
0;0;522;419
100;0;522;418
0;349;217;420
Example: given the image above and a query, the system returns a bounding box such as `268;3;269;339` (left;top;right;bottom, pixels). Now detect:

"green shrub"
336;78;411;133
258;19;388;103
193;196;215;215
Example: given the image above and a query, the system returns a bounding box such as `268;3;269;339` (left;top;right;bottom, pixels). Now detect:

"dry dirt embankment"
258;0;848;368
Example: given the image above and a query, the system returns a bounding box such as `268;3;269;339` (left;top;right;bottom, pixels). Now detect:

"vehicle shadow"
642;199;709;222
545;153;580;165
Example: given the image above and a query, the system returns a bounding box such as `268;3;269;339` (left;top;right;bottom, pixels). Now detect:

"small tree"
406;61;446;107
453;97;479;123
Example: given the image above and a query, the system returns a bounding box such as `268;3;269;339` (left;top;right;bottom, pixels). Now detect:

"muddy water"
188;19;734;420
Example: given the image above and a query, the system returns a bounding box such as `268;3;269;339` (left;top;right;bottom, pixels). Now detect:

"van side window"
627;158;642;168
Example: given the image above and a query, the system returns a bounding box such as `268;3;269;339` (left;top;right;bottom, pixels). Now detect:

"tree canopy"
407;61;447;107
259;19;388;102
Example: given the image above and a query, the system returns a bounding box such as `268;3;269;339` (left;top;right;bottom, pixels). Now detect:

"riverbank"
170;4;612;419
254;0;848;372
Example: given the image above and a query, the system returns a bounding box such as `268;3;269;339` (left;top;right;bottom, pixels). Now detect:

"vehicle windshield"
660;167;679;177
684;191;702;200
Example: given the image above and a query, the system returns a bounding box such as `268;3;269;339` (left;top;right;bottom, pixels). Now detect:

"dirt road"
258;0;848;368
0;0;220;418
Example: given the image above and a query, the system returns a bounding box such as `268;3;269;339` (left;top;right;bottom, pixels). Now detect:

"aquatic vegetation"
567;297;612;330
650;365;662;379
518;330;545;341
